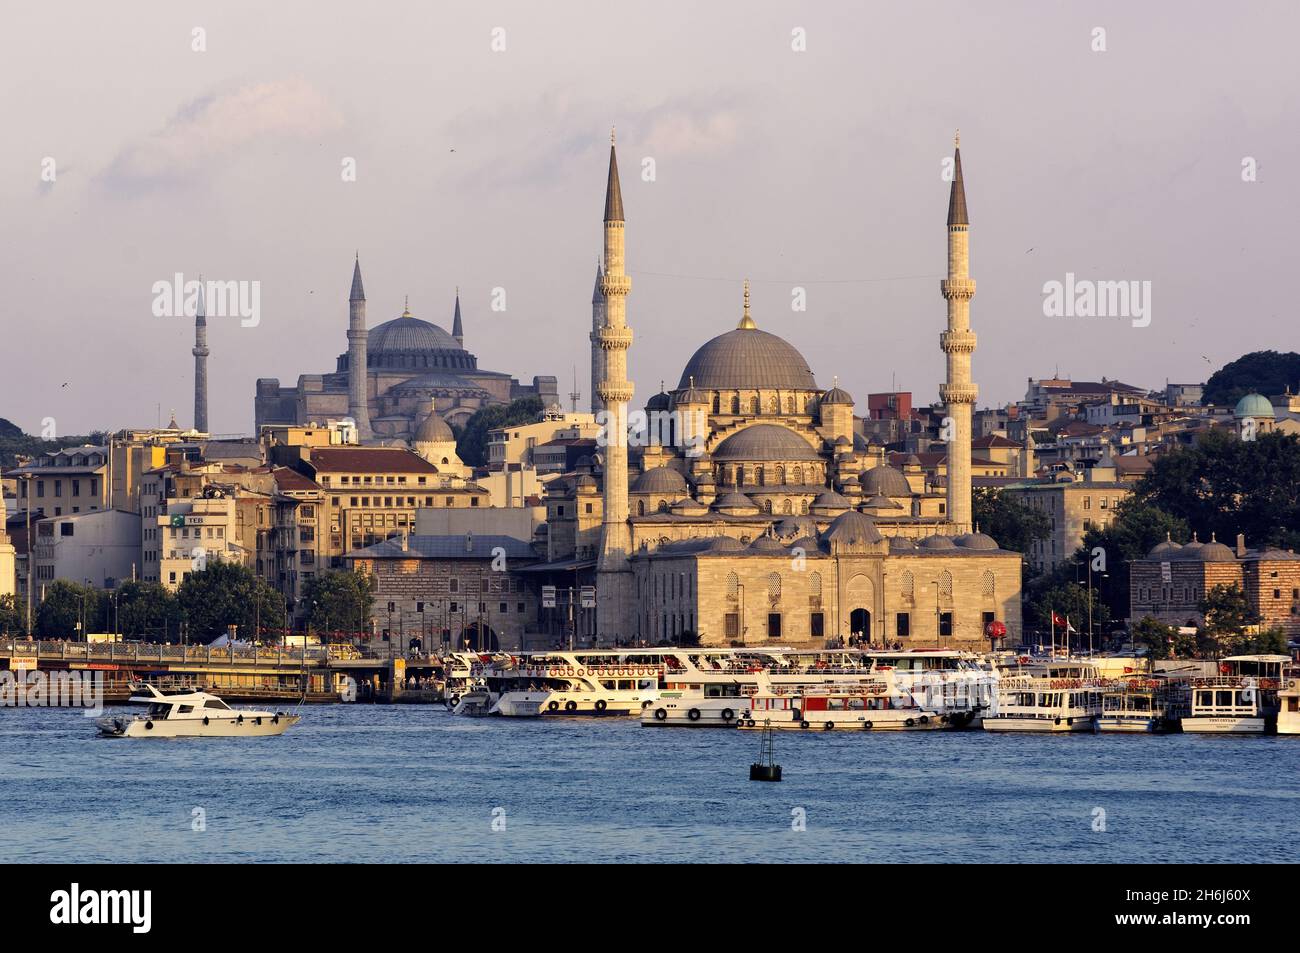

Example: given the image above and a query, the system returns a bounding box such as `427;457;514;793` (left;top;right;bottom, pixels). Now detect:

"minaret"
347;255;373;441
940;132;977;530
595;129;634;644
589;260;606;414
192;279;209;433
452;287;464;346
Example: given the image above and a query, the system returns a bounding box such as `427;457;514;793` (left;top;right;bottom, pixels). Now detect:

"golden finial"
738;279;756;329
402;295;411;317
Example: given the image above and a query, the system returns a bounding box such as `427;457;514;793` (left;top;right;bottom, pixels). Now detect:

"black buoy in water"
749;719;782;782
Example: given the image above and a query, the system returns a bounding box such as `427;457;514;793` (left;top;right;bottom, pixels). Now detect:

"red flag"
1052;612;1067;627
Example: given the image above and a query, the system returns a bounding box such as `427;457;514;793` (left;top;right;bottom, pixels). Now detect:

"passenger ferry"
97;685;299;738
1278;663;1300;735
452;650;662;717
1097;677;1187;733
736;679;948;732
982;660;1106;732
862;649;995;728
1181;655;1287;734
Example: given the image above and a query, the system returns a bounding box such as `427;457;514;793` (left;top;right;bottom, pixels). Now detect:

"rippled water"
1;704;1295;863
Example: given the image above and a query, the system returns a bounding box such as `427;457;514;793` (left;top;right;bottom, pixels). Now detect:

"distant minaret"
192;279;209;433
452;287;464;346
347;255;373;441
940;132;977;530
595;129;634;644
589;260;606;414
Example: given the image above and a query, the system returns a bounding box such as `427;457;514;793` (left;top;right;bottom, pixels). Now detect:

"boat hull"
1181;716;1267;734
97;714;299;738
641;698;747;727
983;716;1097;732
1096;716;1177;733
737;711;945;731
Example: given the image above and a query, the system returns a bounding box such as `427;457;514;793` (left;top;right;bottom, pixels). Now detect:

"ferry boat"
96;684;299;738
453;650;662;717
1096;676;1187;733
862;649;995;728
982;660;1105;732
736;679;948;732
1181;655;1287;734
1277;663;1300;735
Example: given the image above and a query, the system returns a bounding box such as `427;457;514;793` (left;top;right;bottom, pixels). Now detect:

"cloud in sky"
100;78;344;191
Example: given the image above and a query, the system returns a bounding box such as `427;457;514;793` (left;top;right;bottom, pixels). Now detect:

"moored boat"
1097;676;1187;733
96;684;299;738
982;660;1104;732
1181;655;1287;734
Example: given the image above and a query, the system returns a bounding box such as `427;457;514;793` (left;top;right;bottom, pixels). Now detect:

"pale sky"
3;0;1297;436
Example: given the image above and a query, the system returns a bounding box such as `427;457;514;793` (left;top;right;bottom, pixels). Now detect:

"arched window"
750;396;760;415
756;466;765;486
804;396;813;413
767;572;782;603
781;499;792;515
981;571;995;597
658;499;670;513
768;396;778;414
731;396;740;414
939;570;953;598
713;394;721;414
727;572;740;600
763;499;773;514
791;465;802;485
637;500;645;516
736;467;745;487
786;396;795;414
800;499;810;514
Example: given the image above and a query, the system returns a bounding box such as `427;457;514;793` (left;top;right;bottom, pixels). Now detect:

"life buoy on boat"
564;701;578;712
548;701;560;712
824;721;834;731
721;709;735;721
237;714;244;724
919;715;929;725
202;717;210;726
800;720;810;729
144;720;154;730
863;721;874;730
654;708;668;721
687;708;701;721
594;699;608;712
905;718;915;728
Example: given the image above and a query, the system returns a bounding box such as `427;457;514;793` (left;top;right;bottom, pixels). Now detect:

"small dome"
670;498;708;515
1173;537;1206;560
1199;537;1237;562
714;492;759;514
889;536;918;552
575;474;597;490
905;454;923;468
676;377;709;404
646;391;671;412
918;534;958;550
714;424;820;462
863;494;902;510
821;385;854;406
812;489;851;510
954;531;1000;551
414;410;454;443
861;464;912;498
834;435;852;447
749;536;789;553
775;516;817;540
1234;393;1275;419
693;471;716;485
706;535;747;553
1148;537;1182;558
789;535;822;553
633;466;688;493
821;510;883;550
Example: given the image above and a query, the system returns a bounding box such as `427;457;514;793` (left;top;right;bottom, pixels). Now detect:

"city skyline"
5;1;1299;436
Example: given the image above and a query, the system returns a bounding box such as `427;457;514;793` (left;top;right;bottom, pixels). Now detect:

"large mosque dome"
678;327;818;392
370;313;463;354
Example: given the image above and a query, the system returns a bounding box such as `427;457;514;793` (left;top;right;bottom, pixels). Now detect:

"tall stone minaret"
452;287;464;346
347;255;373;442
940;132;977;531
192;280;209;433
589;260;606;414
595;130;634;644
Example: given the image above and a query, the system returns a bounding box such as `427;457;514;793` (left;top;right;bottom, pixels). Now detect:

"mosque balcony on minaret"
596;326;634;349
600;274;631;296
940;278;976;299
940;329;977;353
597;384;635;404
939;382;979;404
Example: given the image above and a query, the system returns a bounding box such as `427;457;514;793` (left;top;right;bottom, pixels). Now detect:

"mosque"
540;133;1023;648
253;270;558;442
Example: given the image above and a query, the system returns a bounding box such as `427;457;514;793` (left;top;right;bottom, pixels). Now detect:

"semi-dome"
821;510;883;551
633;466;688;493
369;314;463;353
414;410;454;443
1234;393;1275;419
714;424;820;462
861;463;912;498
678;327;818;392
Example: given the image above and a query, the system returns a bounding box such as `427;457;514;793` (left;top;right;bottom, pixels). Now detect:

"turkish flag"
1052;612;1067;627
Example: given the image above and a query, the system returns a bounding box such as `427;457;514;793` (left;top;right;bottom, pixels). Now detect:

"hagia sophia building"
541;132;1023;648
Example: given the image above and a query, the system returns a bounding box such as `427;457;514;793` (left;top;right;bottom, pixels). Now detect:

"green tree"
1077;500;1189;621
972;488;1052;565
1025;575;1109;646
1202;350;1300;407
1128;615;1198;660
114;580;182;642
34;580;104;638
175;560;285;643
1197;582;1257;656
0;593;26;635
301;569;375;637
454;397;544;468
1130;428;1300;550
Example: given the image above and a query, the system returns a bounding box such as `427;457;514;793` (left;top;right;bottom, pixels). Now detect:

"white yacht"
982;660;1105;732
1182;655;1287;734
97;685;300;738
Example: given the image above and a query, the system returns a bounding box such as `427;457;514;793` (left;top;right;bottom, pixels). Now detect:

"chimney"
1236;533;1246;557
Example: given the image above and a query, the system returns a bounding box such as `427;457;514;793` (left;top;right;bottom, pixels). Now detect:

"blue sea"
1;705;1296;863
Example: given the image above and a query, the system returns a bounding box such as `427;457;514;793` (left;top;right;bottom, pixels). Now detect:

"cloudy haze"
3;0;1297;435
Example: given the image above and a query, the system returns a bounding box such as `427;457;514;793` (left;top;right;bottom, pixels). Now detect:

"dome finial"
738;279;756;329
402;295;411;318
954;128;960;148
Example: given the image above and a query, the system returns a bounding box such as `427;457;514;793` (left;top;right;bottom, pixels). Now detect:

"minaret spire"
596;130;634;645
452;287;464;345
192;276;209;433
738;279;756;329
940;136;977;530
346;255;373;441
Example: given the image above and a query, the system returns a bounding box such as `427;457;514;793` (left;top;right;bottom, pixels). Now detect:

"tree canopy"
454;396;544;468
1202;350;1300;407
175;560;285;642
972;488;1052;562
301;569;376;637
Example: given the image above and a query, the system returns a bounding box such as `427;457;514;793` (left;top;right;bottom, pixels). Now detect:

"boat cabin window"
178;705;194;714
203;698;231;710
146;703;171;718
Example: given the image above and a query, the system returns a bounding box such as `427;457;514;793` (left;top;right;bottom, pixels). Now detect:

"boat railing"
1189;676;1274;689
